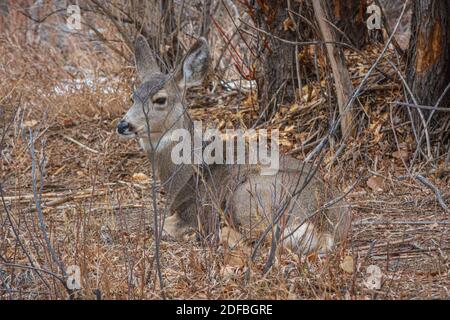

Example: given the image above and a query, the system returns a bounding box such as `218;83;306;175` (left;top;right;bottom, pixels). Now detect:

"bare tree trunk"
0;0;8;16
132;0;179;69
160;0;179;68
329;0;368;49
312;0;354;137
0;0;8;30
407;0;450;110
26;0;42;45
253;0;300;120
200;0;212;38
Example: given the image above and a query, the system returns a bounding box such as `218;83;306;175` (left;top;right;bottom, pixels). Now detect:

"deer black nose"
117;120;129;134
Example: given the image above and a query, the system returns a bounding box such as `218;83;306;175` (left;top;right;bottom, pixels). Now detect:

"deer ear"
177;37;209;88
134;35;160;82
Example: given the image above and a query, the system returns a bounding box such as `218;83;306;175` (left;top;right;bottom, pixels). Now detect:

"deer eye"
152;97;167;105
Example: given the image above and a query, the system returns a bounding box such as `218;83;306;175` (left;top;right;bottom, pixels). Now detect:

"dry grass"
1;4;449;300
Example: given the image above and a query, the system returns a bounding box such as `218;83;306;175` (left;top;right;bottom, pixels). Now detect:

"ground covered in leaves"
1;39;449;300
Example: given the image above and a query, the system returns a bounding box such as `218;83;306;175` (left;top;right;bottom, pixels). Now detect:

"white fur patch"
283;222;334;254
139;134;173;153
157;134;174;150
139;138;148;151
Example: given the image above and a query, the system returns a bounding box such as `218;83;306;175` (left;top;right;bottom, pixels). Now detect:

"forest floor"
1;40;449;299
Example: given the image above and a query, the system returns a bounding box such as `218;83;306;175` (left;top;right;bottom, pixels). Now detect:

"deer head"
117;35;209;149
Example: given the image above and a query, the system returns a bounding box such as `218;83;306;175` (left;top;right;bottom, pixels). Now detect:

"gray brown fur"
117;35;351;253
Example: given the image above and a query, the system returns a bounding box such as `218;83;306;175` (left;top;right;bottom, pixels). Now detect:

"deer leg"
163;213;195;239
283;222;334;254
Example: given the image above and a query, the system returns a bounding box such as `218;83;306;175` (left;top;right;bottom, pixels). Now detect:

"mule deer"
117;35;350;253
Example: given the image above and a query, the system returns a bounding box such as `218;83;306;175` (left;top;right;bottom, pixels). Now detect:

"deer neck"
140;117;198;208
156;140;194;191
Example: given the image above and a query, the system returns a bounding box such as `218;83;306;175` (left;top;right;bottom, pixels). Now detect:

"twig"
3;187;112;202
373;0;406;57
29;196;74;213
357;237;415;251
60;133;100;154
29;129;68;279
369;247;450;259
312;0;354;136
354;220;450;226
305;1;409;167
390;101;450;112
415;174;450;215
0;263;65;284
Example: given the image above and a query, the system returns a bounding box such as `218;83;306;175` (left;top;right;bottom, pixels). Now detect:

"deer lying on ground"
116;35;350;253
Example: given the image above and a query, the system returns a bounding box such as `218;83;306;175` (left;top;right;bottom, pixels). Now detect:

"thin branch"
390;101;450;112
60;133;101;154
29;129;68;277
415;174;450;215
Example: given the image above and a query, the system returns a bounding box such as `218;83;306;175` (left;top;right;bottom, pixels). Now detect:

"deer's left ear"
177;37;209;88
134;35;160;82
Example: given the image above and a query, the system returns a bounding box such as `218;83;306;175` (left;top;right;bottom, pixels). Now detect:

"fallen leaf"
296;132;308;144
243;92;257;107
306;252;318;263
289;103;301;113
367;176;384;192
392;150;409;161
132;172;150;184
285;125;296;132
283;17;295;31
220;265;239;280
23;120;38;128
340;255;354;274
76;171;85;177
63;119;75;127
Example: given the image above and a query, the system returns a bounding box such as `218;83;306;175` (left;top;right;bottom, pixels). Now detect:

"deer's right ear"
134;35;160;82
177;37;209;88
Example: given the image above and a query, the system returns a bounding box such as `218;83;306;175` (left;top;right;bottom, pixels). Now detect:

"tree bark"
312;0;355;137
0;0;8;16
329;0;368;49
200;0;212;38
160;0;179;68
407;0;450;110
253;0;300;120
0;0;8;30
132;0;179;69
